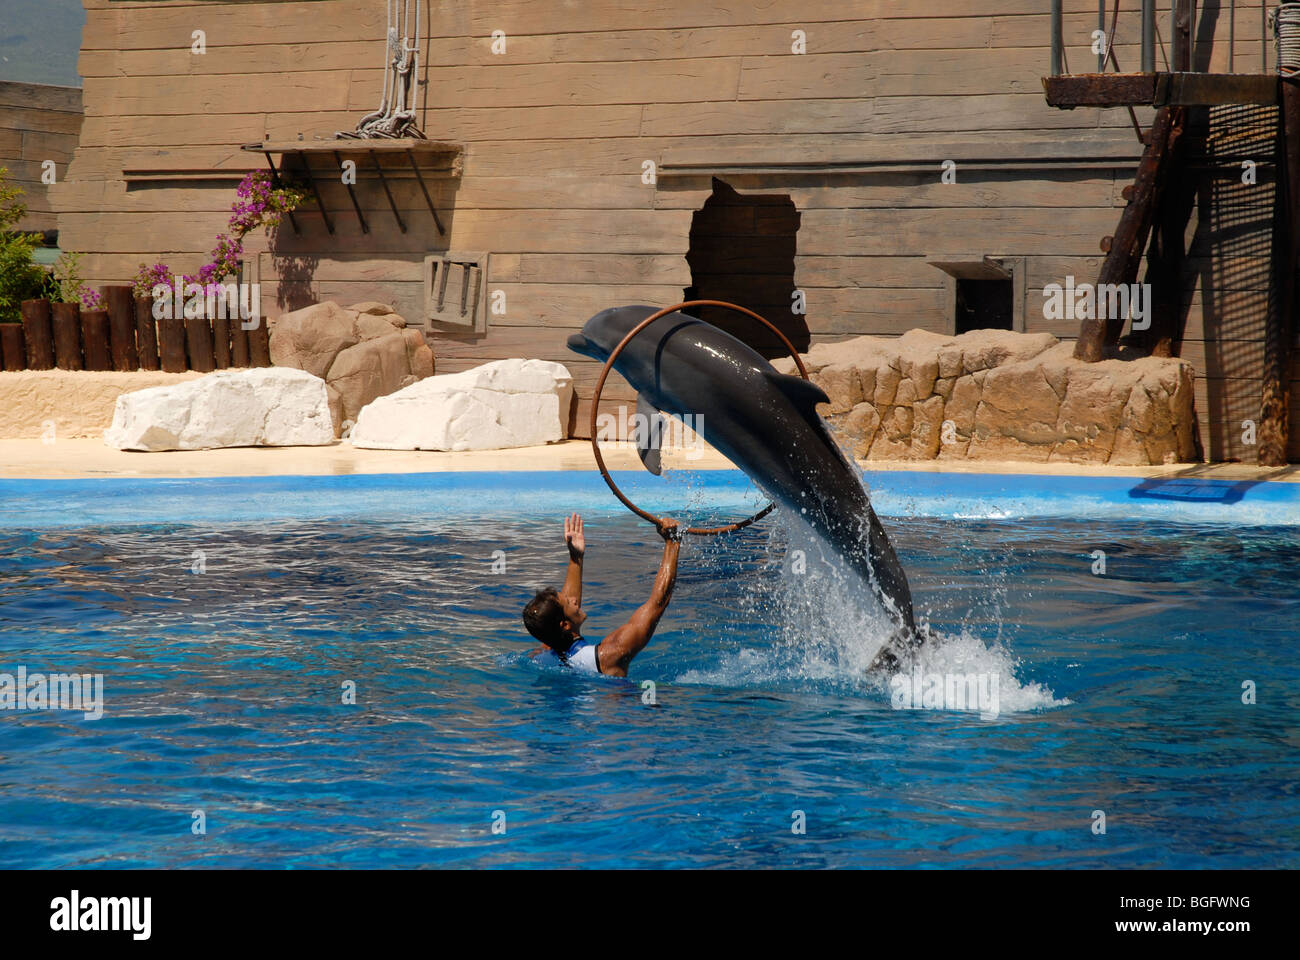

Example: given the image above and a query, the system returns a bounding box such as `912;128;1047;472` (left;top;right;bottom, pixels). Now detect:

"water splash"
673;507;1068;715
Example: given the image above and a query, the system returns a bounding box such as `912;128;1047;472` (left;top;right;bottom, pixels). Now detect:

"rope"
588;301;810;537
1274;3;1300;76
338;0;426;140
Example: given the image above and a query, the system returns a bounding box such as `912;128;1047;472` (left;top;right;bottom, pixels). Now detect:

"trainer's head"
522;588;586;651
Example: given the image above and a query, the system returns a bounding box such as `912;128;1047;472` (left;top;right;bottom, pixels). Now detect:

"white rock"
350;358;574;450
104;367;335;451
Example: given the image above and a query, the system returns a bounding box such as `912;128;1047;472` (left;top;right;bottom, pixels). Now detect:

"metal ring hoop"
588;300;810;537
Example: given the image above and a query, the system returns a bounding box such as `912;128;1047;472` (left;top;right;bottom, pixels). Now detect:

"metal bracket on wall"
296;151;334;235
408;149;446;235
261;151;299;235
370;150;405;233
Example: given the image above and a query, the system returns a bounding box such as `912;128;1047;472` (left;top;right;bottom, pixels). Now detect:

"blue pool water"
0;470;1297;868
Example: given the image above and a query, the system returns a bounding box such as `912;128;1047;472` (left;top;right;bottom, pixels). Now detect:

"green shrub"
0;166;48;322
51;250;91;305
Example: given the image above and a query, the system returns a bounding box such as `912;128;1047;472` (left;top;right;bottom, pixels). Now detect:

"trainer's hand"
564;512;585;559
656;518;682;542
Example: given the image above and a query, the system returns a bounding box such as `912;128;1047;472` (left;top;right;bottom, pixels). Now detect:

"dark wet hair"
522;588;568;648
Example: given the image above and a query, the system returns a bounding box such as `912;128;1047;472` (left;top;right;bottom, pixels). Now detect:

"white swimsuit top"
535;639;601;674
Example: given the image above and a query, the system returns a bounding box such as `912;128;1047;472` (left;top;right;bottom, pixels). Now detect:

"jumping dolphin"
568;304;918;655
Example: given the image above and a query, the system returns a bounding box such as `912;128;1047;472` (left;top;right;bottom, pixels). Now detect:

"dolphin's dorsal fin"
765;370;830;418
635;394;664;476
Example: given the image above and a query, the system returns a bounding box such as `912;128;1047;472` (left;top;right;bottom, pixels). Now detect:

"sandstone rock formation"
267;300;434;435
771;328;1197;465
103;367;334;451
350;358;574;451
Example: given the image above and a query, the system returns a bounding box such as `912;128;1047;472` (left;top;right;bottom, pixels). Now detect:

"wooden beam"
1160;72;1277;107
1043;72;1277;108
1043;73;1157;108
1133;122;1196;359
1259;78;1300;466
1075;107;1183;361
1172;1;1196;74
243;139;462;156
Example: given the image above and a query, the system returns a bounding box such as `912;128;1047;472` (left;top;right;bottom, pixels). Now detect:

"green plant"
0;164;28;233
50;250;93;306
0;165;48;322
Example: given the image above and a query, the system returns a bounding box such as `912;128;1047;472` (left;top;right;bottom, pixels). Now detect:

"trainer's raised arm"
560;512;585;606
596;519;681;678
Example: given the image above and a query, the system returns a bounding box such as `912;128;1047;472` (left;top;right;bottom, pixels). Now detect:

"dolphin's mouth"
566;331;605;361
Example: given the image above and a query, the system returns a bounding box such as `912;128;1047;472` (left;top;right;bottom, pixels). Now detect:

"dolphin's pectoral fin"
635;394;665;476
765;370;831;418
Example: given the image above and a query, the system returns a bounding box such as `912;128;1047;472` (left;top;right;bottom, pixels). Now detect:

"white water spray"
670;475;1068;715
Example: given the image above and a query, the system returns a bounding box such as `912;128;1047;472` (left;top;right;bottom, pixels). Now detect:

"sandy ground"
2;437;1298;483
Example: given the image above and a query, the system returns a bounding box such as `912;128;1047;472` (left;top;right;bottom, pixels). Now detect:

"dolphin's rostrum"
570;305;918;659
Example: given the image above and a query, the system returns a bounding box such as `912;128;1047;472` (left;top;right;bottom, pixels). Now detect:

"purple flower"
132;171;302;296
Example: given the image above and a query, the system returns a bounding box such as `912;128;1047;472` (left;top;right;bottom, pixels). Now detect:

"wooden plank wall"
55;0;1293;457
0;81;83;234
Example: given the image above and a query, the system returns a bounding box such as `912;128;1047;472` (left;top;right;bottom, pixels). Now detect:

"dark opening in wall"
930;257;1024;335
955;277;1014;334
682;178;809;358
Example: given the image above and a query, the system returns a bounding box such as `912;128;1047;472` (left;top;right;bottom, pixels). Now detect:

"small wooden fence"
0;285;271;373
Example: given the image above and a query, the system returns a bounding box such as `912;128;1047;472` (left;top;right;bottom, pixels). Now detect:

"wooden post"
20;299;54;369
1172;1;1196;73
50;302;82;370
80;309;112;370
1136;115;1198;358
0;324;25;370
185;316;215;372
1259;78;1300;465
1141;0;1156;73
247;317;271;366
103;284;139;371
135;296;160;370
158;312;187;372
212;314;231;368
230;318;250;367
1076;108;1183;360
1050;0;1063;76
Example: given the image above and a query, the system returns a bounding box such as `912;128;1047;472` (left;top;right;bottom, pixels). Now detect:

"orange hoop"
588;300;810;537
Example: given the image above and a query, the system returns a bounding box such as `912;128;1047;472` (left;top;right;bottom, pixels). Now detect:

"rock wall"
0;369;202;439
772;329;1199;465
267;300;435;436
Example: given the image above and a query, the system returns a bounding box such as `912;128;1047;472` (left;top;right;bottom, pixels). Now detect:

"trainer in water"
568;304;918;667
522;512;682;677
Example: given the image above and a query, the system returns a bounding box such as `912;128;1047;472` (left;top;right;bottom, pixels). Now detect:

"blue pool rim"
1;469;1297;526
